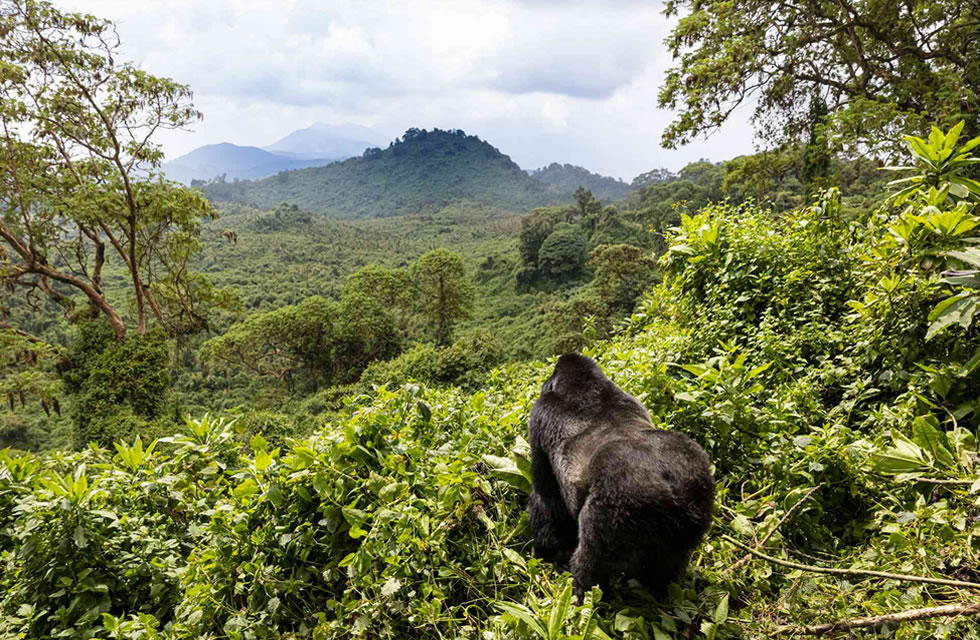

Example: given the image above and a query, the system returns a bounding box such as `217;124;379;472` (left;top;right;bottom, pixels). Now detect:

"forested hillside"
3;0;980;638
529;163;632;202
201;128;565;218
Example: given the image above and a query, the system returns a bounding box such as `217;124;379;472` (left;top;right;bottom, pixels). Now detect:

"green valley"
2;0;980;638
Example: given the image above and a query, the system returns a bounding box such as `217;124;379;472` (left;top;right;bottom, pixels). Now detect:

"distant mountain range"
265;122;385;159
200;128;569;218
528;162;632;202
162;122;388;184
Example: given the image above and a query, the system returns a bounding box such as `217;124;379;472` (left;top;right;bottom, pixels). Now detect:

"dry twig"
774;601;980;637
721;535;980;591
726;485;821;574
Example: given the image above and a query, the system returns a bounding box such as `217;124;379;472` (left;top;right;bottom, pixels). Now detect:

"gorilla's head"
541;354;649;421
541;354;608;411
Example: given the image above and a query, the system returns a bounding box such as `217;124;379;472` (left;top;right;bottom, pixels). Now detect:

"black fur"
527;354;714;600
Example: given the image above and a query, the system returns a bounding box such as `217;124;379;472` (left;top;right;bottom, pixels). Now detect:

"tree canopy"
659;0;980;152
0;0;229;342
411;249;473;346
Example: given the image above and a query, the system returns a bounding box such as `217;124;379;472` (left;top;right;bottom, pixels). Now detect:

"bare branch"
774;601;980;637
721;535;980;591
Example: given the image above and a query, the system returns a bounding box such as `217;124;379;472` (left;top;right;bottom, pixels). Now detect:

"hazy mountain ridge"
162;143;338;184
528;162;632;202
200;128;567;218
265;121;387;158
163;122;388;184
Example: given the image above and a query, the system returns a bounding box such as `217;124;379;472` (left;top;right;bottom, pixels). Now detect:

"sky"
64;0;756;181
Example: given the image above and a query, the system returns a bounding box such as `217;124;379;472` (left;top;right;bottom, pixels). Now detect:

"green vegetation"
659;0;980;151
63;321;174;448
3;124;980;639
0;0;230;344
5;0;980;637
529;163;632;202
200;128;567;218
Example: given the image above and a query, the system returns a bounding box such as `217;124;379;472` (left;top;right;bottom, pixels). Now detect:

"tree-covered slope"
529;162;632;202
200;128;565;218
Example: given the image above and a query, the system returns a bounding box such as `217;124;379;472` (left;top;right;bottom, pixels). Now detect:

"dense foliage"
4;1;980;636
3;124;980;639
0;0;232;344
659;0;980;152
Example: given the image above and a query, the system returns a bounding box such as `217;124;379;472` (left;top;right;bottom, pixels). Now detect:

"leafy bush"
538;223;589;281
64;322;174;447
359;330;504;389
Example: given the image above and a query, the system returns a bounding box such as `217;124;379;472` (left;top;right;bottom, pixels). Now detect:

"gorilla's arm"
527;441;577;559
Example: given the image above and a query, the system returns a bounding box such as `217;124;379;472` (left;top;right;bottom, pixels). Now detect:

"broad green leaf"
497;602;548;638
502;547;527;570
746;362;772;379
873;430;928;474
548;581;573;640
233;478;259;499
927;293;980;340
254;448;273;472
947;248;980;267
912;416;955;468
713;594;729;624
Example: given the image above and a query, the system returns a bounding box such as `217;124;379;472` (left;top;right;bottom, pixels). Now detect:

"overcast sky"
64;0;755;181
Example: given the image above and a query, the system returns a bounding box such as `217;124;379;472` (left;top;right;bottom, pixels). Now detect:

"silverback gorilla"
528;354;714;600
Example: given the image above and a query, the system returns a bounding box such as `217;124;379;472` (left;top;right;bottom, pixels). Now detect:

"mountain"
162;143;336;184
200;128;566;218
265;121;388;159
528;162;632;202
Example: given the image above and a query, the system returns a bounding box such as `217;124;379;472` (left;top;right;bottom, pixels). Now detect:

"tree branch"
774;601;980;637
721;535;980;591
726;485;822;575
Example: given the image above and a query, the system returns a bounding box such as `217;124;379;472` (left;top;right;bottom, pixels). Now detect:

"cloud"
61;0;754;179
485;8;658;99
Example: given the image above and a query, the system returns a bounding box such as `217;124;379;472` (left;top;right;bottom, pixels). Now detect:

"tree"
201;296;341;393
518;206;573;269
722;148;804;205
590;244;659;312
200;295;399;393
342;264;412;313
632;168;677;189
574;187;603;233
410;249;473;346
342;264;414;342
538;223;589;281
0;0;230;342
63;320;172;447
659;0;980;152
800;93;832;193
0;327;62;421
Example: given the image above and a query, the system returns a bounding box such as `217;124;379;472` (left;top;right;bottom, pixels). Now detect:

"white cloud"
62;0;753;179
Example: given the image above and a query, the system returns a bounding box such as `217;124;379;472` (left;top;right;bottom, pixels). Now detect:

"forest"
2;0;980;638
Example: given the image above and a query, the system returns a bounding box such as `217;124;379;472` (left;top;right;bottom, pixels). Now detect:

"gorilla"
527;354;714;600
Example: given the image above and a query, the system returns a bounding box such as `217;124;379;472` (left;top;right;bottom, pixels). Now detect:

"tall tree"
538;223;589;281
659;0;980;153
0;0;228;342
411;249;473;346
589;244;659;312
